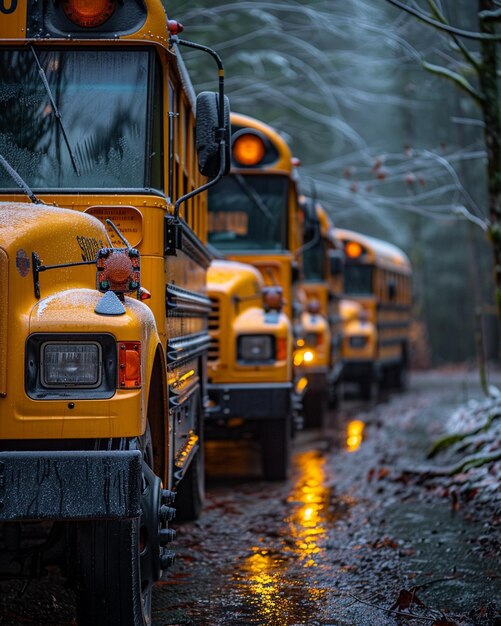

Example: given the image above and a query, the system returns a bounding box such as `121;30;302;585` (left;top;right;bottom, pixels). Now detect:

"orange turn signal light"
62;0;116;27
118;342;141;388
345;241;363;259
233;133;266;166
276;337;287;361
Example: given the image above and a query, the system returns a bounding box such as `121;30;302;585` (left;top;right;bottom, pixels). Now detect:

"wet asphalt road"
1;370;500;625
155;370;501;626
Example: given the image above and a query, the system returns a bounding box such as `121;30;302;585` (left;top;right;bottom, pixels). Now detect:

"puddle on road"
230;449;352;625
345;419;365;453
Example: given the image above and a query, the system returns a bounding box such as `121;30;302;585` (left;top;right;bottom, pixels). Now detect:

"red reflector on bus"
62;0;117;28
168;20;184;35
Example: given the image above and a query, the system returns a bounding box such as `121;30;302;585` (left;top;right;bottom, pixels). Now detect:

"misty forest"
171;0;499;369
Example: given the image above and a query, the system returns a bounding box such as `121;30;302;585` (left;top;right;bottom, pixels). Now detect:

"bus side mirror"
328;249;344;277
195;91;231;178
388;280;397;301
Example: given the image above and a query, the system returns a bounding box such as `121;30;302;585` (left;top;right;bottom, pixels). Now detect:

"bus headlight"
349;336;368;349
42;342;102;387
238;335;275;363
303;350;315;363
26;334;117;400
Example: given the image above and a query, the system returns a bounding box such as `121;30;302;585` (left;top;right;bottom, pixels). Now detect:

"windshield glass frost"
0;49;150;189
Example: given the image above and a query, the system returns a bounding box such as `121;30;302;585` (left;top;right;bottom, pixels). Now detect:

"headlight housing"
42;342;102;387
26;333;117;399
305;332;320;347
349;336;368;349
237;335;275;363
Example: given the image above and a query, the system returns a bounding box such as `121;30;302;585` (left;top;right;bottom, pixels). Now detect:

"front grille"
208;296;220;363
0;249;8;397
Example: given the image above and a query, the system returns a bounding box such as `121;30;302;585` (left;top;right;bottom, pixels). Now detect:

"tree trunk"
478;1;501;328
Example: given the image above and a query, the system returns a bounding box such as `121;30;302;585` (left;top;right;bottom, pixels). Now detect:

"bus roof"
335;228;412;274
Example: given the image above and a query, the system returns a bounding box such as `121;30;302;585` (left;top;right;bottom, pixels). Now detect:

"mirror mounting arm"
171;36;227;221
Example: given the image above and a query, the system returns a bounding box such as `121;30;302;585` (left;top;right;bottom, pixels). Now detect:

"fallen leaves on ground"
389;587;425;611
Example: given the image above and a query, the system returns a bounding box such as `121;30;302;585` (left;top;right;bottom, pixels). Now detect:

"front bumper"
0;450;142;521
206;382;292;421
343;360;374;382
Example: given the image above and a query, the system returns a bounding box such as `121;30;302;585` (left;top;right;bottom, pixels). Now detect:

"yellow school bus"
206;258;293;479
207;112;306;477
0;2;228;623
298;199;344;427
336;228;412;398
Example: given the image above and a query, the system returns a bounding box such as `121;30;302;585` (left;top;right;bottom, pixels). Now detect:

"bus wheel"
302;389;328;429
175;443;205;522
261;417;291;481
75;517;151;626
75;431;170;626
394;363;409;391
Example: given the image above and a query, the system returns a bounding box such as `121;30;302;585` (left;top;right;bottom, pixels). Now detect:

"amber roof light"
233;133;266;166
345;241;363;259
62;0;117;28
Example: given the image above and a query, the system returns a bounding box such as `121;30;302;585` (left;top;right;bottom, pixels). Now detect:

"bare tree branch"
479;7;501;21
384;0;501;40
427;0;481;70
422;61;484;103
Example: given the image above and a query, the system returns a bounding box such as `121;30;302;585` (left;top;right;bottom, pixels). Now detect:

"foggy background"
168;0;498;367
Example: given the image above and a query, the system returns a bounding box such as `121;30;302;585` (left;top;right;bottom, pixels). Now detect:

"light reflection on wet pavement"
153;372;501;626
1;372;499;625
229;449;340;625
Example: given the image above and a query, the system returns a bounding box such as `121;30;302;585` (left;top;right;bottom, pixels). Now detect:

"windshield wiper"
0;153;43;204
30;45;80;176
234;174;275;224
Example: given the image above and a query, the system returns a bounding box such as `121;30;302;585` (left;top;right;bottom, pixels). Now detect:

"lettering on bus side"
77;236;105;262
0;0;17;14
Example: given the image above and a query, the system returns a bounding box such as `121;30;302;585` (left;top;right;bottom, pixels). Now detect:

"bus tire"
74;425;167;626
261;417;291;481
174;443;205;522
75;517;151;626
394;362;409;391
302;389;328;429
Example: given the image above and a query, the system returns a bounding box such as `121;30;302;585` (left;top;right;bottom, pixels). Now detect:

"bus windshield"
344;265;373;295
0;48;152;190
208;174;289;251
